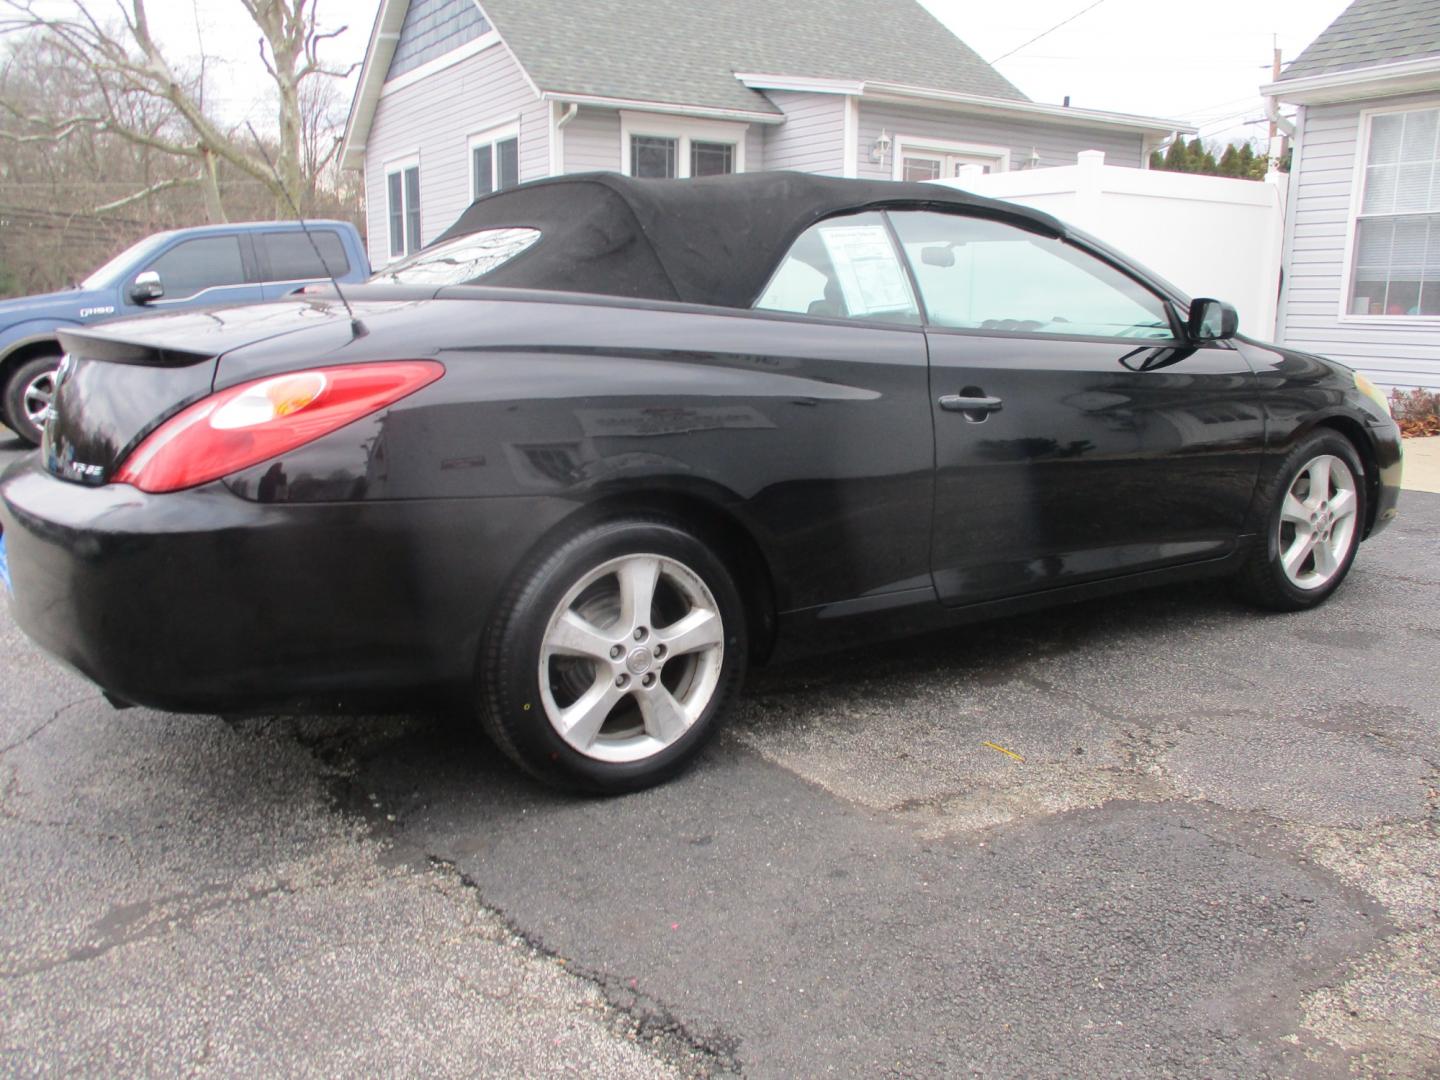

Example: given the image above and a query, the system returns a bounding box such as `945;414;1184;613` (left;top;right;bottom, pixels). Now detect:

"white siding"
1276;94;1440;389
562;107;620;172
364;42;547;268
763;92;847;175
747;124;765;171
855;101;1144;180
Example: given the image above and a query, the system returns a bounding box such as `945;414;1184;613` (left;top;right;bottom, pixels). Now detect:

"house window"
386;160;421;259
893;138;1009;183
621;113;745;179
902;156;944;182
1348;105;1440;317
632;135;679;179
471;125;520;199
691;141;734;177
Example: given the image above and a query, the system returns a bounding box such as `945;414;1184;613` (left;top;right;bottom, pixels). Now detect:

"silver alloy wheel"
537;553;725;763
1277;452;1359;591
22;367;57;430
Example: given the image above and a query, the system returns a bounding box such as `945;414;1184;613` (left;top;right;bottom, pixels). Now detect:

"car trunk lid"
46;297;401;486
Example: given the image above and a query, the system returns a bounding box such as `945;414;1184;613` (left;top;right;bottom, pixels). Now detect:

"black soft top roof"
430;171;1072;309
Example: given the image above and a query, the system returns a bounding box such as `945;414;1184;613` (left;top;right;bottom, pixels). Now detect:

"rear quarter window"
753;211;919;325
259;231;351;281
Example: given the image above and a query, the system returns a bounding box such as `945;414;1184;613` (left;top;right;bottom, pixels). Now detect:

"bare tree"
0;0;357;221
297;69;347;202
0;26;361;298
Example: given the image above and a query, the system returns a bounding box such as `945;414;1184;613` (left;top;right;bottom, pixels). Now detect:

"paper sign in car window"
819;225;914;317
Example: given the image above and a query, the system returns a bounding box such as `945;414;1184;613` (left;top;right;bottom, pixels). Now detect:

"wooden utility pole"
1269;38;1287;169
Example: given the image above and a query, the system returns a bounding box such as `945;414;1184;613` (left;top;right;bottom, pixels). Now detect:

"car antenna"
245;121;367;339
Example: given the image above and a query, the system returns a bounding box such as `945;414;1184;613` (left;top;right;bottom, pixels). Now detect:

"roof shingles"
476;0;1028;114
1279;0;1440;80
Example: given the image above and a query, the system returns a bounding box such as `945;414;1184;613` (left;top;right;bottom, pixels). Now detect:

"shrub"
1389;387;1440;437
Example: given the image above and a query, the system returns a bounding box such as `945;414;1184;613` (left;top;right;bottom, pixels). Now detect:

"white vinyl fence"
931;151;1287;340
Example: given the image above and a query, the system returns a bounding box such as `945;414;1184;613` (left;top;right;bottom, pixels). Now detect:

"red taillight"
114;360;444;493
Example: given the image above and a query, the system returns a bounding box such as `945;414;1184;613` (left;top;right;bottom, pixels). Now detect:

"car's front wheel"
4;353;62;446
480;519;747;793
1235;430;1367;611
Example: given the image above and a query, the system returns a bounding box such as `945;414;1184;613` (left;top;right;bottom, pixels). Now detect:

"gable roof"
1278;0;1440;80
476;0;1027;116
341;0;1190;170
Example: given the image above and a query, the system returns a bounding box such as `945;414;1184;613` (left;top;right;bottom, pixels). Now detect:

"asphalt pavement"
1;434;1436;1078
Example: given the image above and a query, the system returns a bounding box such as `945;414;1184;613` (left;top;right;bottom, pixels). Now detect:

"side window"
388;164;421;258
145;236;247;300
890;211;1175;340
754;211;919;325
259;231;351;281
472;131;520;199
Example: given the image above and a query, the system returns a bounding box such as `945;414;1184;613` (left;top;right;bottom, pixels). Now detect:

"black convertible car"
0;172;1403;791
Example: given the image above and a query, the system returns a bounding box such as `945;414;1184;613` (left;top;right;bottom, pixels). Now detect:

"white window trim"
1337;97;1440;325
842;96;859;179
891;136;1010;181
468;119;521;200
383;152;421;265
619;111;747;178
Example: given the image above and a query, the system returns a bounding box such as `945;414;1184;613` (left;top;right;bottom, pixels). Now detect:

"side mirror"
1187;298;1238;342
129;270;164;304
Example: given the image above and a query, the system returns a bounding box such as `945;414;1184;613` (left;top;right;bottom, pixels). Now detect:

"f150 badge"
79;306;114;318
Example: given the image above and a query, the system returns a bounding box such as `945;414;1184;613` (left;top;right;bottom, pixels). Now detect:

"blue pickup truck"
0;220;369;444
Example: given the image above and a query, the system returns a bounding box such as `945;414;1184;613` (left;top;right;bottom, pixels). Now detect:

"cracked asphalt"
1;436;1437;1078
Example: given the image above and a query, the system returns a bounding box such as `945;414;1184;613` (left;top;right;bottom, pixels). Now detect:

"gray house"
341;0;1190;271
1264;0;1440;389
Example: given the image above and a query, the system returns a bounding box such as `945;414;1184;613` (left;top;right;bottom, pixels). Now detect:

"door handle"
938;394;1003;415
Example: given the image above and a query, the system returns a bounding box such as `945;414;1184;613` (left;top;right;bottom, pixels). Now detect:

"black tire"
479;518;748;794
1234;430;1367;612
3;353;62;446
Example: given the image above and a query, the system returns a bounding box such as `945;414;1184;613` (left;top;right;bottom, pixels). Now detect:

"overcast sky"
921;0;1351;140
151;0;1352;146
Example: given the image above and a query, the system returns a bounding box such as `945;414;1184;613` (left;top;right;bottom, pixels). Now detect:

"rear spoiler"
57;328;213;368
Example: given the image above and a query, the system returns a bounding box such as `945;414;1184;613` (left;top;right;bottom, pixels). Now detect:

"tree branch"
92;173;198;212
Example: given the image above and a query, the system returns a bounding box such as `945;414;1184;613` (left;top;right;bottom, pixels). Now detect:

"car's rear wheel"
479;519;747;793
1234;430;1366;611
4;353;62;446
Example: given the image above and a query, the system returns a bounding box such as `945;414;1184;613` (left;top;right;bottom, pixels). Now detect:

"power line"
988;0;1110;65
1177;93;1265;118
1197;110;1265;134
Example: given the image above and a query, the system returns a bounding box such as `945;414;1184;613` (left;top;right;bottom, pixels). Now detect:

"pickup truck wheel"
480;519;747;794
4;353;62;446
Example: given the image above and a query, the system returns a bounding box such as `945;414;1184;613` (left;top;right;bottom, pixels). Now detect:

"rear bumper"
0;458;564;712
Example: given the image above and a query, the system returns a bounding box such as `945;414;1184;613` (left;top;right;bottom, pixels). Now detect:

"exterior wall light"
869;130;891;164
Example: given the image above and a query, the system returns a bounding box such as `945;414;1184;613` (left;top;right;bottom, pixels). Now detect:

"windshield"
368;227;541;287
80;232;174;290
